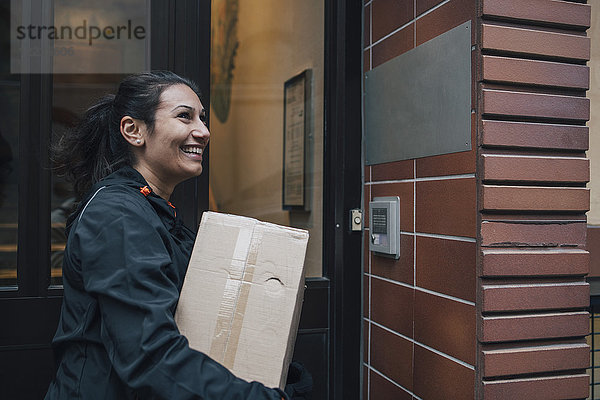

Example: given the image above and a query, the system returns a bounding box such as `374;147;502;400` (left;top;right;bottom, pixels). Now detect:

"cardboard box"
174;211;309;389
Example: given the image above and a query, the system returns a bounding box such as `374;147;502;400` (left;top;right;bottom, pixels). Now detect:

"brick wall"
363;1;478;398
363;0;591;399
477;0;591;398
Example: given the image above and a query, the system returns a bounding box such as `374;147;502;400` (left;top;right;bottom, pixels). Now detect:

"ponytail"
52;94;131;199
52;71;201;200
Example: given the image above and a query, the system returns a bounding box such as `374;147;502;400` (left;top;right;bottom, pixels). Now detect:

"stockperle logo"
10;0;150;74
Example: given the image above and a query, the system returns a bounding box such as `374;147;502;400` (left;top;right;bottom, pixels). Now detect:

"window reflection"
209;0;324;277
0;2;19;287
50;75;122;286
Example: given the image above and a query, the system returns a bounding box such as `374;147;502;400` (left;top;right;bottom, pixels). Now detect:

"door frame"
323;0;363;398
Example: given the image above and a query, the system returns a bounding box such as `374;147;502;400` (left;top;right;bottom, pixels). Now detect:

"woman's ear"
120;116;146;147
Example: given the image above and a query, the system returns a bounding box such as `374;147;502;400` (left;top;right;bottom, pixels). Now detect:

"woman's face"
134;84;210;189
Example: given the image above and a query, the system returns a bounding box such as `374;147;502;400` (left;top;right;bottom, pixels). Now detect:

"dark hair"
52;71;200;199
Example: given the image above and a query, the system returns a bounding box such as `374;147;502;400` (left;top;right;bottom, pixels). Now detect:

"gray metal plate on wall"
364;21;471;165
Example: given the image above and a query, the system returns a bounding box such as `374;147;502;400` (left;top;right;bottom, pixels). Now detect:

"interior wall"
209;0;324;277
362;1;477;399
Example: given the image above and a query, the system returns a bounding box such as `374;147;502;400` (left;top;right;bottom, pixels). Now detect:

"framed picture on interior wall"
283;69;312;211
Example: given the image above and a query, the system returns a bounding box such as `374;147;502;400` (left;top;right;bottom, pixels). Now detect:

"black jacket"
45;166;285;400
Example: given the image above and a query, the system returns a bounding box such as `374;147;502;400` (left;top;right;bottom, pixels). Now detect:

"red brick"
371;324;414;391
371;277;414;338
371;234;415;285
481;282;589;312
482;89;590;121
372;159;414;181
481;120;588;151
482;24;590;61
416;0;476;46
588;226;600;278
482;0;591;28
481;220;586;248
372;24;415;68
371;182;414;232
416;178;476;238
481;186;590;212
481;342;589;377
414;291;476;364
482;55;589;89
480;311;589;342
481;249;589;277
372;0;413;43
413;345;475;400
482;374;589;400
369;369;413;400
416;236;476;302
482;155;589;183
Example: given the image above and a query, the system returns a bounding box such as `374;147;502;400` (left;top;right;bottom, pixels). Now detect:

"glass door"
0;1;209;398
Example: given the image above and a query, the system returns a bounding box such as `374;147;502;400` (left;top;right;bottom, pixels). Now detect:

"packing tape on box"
209;226;262;368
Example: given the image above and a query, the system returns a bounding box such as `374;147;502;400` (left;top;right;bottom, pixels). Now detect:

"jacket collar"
67;166;183;235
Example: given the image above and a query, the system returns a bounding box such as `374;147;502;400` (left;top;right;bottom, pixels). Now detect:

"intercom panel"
369;196;400;259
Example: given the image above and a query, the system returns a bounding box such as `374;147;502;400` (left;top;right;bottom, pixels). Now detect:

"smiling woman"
45;71;287;400
122;84;210;200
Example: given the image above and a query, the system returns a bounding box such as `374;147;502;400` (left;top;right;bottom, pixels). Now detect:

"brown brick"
364;275;370;318
417;113;476;177
414;291;476;364
416;0;476;46
482;155;589;183
371;324;414;391
371;234;415;285
416;0;444;16
371;277;414;338
369;369;413;400
364;184;371;228
481;282;589;312
482;374;589;400
364;230;370;274
481;120;588;151
482;89;590;121
413;345;475;400
482;56;589;89
364;320;370;363
372;159;414;181
371;182;414;232
416;236;476;302
372;0;414;43
481;186;590;212
416;150;476;178
481;342;589;377
363;319;370;363
363;366;369;400
480;311;589;342
482;24;590;61
416;178;477;238
481;221;586;248
372;24;414;68
482;0;591;29
481;249;589;277
588;226;600;278
364;3;371;47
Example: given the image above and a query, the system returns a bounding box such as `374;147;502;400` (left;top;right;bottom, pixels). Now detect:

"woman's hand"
284;362;313;399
